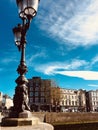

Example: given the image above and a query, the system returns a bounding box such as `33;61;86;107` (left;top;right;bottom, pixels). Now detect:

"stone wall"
45;112;98;124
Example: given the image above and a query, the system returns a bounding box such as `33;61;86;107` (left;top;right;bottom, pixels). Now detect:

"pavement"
1;122;54;130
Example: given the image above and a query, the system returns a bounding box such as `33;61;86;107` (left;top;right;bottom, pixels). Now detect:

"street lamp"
12;0;40;118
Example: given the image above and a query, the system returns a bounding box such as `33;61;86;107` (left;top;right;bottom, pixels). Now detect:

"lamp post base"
1;116;54;130
1;116;40;126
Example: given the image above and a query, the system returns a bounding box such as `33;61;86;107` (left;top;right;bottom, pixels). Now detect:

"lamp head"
16;0;40;20
13;24;22;51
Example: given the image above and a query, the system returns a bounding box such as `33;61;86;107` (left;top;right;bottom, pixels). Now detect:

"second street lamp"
11;0;40;118
13;24;22;51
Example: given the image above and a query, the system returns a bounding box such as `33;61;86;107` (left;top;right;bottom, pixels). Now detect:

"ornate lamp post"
2;1;54;129
12;0;40;118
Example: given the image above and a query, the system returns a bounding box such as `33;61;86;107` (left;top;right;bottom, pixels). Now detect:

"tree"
42;79;61;112
50;80;61;112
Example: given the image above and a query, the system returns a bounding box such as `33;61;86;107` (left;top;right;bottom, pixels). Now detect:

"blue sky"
1;0;98;97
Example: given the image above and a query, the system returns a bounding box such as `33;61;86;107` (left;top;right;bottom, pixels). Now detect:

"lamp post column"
12;19;31;118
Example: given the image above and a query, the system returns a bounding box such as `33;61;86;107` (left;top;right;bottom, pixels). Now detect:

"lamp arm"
18;18;31;52
25;17;32;31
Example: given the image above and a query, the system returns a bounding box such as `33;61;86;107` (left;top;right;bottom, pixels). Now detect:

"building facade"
2;95;13;109
28;77;51;111
77;89;86;111
60;88;86;112
0;93;13;111
0;92;3;109
88;90;98;112
60;88;79;112
27;76;98;112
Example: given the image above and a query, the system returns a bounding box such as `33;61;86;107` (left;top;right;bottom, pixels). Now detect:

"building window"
35;87;39;91
30;98;33;103
72;101;74;106
62;100;64;105
69;100;71;105
93;102;96;106
66;100;67;105
41;98;44;103
30;92;33;96
35;92;39;96
72;96;74;99
75;101;77;106
30;87;33;91
29;81;33;86
35;97;39;103
41;92;44;96
36;83;39;87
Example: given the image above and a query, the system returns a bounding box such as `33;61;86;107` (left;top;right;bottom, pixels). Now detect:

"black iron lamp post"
12;0;40;118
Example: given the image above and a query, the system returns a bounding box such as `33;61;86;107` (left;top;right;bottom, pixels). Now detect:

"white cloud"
56;71;98;80
34;59;88;74
34;56;98;80
88;84;98;87
38;0;98;47
35;61;98;80
69;59;88;69
91;55;98;65
27;51;47;67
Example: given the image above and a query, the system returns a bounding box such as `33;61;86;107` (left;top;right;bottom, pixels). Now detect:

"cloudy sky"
1;0;98;97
